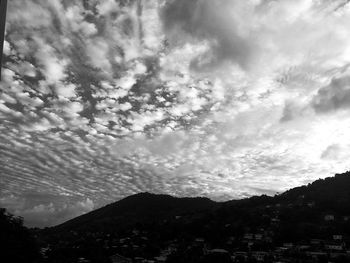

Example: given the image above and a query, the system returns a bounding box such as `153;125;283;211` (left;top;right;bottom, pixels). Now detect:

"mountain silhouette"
51;192;216;233
33;172;350;262
46;172;350;236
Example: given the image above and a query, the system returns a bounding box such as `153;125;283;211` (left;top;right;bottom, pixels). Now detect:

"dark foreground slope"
0;208;42;263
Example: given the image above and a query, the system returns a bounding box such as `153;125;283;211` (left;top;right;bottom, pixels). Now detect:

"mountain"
48;172;350;235
39;172;350;263
50;192;217;234
278;172;350;208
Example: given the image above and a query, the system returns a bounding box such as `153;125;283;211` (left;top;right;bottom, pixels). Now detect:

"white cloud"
33;37;68;84
16;92;44;108
7;0;52;28
56;83;77;99
86;38;112;73
96;0;119;16
65;5;97;36
0;93;17;104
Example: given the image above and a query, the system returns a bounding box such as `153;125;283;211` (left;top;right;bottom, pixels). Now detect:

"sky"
1;0;350;227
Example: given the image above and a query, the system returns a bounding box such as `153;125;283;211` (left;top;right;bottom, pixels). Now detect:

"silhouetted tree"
0;208;42;263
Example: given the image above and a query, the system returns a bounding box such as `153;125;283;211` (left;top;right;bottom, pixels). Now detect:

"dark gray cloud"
321;144;342;160
280;102;296;122
312;75;350;113
160;0;254;71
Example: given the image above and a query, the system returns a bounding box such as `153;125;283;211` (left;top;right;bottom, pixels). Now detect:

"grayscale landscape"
1;0;350;262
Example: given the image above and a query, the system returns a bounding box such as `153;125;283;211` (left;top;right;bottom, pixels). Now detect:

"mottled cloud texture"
2;0;350;227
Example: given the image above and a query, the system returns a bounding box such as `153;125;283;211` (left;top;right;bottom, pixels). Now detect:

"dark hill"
0;208;42;263
279;172;350;204
51;192;216;233
39;171;350;263
49;172;350;235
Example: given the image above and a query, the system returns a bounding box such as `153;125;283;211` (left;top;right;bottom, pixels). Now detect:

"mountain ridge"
38;171;350;263
51;191;217;233
48;171;350;234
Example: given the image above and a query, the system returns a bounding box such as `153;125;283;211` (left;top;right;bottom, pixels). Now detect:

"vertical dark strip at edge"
0;0;8;81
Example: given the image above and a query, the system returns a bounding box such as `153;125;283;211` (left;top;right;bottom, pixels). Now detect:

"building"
204;249;232;263
154;256;167;262
283;243;294;249
110;254;132;263
244;233;254;240
333;235;343;240
78;258;91;263
325;243;344;251
307;201;315;207
324;214;335;221
310;239;322;245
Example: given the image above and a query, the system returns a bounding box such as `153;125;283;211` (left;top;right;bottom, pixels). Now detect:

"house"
40;247;50;258
297;245;310;251
132;229;140;235
255;234;263;240
204;249;232;263
307;201;315;207
134;257;146;263
244;233;254;240
275;247;288;254
310;239;322;245
154;256;167;262
248;241;254;248
210;249;229;253
324;214;335;221
325;243;344;251
251;251;268;262
307;251;327;259
232;251;248;262
78;258;90;263
271;218;280;224
333;235;343;240
283;243;293;249
195;238;205;243
263;236;273;243
110;254;132;263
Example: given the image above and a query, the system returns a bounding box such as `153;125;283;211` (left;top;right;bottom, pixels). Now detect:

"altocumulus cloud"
2;0;350;227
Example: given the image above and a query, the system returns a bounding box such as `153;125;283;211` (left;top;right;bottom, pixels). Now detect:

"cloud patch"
312;75;350;113
160;0;254;70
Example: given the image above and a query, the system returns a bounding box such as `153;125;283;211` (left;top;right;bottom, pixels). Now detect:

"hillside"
39;171;350;263
0;208;42;263
46;172;350;236
50;192;216;233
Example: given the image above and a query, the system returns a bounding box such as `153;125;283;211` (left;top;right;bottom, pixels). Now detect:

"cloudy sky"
1;0;350;227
